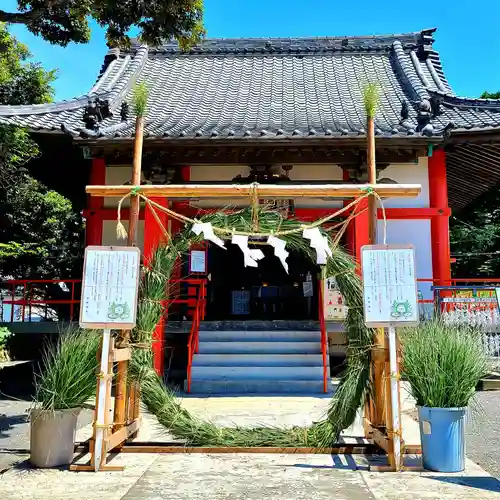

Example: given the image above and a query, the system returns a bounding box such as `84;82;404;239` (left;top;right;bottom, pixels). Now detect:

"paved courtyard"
1;388;500;499
1;451;500;500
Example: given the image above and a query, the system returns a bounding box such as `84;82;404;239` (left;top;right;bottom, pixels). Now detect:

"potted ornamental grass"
30;327;100;468
401;319;487;472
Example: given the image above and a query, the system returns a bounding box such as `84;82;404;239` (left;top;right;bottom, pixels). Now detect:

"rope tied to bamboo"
114;185;388;248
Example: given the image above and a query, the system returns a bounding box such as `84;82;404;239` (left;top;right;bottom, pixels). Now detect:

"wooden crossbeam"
86;183;421;199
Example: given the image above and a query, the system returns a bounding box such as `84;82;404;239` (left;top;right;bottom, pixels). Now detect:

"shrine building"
2;28;500;392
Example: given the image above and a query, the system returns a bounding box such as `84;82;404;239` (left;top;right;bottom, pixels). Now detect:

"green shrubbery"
0;326;12;361
401;320;487;408
34;328;100;410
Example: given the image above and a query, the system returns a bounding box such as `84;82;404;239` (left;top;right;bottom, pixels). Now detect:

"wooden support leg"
113;332;129;434
372;327;386;429
384;334;395;469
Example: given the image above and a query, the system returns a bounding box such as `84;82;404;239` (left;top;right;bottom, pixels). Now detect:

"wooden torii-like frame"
84;181;421;471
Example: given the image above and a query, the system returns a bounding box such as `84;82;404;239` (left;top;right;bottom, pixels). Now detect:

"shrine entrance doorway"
205;243;320;321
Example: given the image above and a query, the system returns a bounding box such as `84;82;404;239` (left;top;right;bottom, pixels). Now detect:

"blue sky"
5;0;500;100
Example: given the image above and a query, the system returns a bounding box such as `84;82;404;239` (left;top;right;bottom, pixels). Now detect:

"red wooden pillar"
171;166;190;236
172;166;190;314
343;169;357;259
143;197;169;265
428;149;451;286
354;197;370;272
144;197;169;375
85;158;105;246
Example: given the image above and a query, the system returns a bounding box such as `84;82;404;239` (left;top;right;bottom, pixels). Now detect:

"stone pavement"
1;389;500;499
2;452;500;499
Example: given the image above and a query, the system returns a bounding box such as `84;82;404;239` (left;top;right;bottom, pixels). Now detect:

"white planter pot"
30;408;80;468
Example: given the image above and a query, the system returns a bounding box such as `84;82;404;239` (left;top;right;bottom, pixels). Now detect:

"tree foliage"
448;90;500;277
0;0;204;48
0;176;83;279
480;91;500;99
450;187;500;277
0;23;56;182
0;24;83;314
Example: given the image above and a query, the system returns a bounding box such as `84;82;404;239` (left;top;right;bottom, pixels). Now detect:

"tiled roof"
2;28;500;141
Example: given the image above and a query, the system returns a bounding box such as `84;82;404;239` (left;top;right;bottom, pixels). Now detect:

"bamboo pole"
367;117;377;245
113;105;145;435
364;85;387;435
86;183;421;199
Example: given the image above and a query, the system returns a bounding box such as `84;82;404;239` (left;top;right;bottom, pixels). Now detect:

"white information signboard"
361;244;419;327
190;249;207;273
79;246;141;329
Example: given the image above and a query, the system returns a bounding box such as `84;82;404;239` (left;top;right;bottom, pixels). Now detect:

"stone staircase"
188;328;330;394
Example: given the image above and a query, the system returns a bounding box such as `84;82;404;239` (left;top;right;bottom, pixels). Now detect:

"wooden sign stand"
360;244;419;471
70;335;141;472
71;246;142;472
367;326;404;472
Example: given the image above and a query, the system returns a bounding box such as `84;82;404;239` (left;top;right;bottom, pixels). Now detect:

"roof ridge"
430;90;500;109
0;93;112;116
121;29;436;55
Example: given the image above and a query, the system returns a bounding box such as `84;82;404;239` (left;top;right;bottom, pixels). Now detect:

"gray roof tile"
1;28;500;141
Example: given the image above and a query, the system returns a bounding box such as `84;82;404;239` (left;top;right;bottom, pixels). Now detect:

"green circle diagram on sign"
107;302;131;320
391;300;412;319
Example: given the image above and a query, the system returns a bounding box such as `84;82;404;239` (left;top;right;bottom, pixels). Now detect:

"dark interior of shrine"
205;243;320;320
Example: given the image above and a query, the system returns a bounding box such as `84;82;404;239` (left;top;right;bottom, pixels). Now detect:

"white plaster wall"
380;157;429;208
103;165;145;207
102;220;145;253
377;219;433;300
189;164;344;209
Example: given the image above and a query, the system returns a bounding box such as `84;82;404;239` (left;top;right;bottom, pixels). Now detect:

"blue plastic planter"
418;406;467;472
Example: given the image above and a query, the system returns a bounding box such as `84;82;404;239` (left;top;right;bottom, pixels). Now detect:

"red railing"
317;280;329;393
1;279;81;322
165;278;207;320
1;277;208;323
184;280;206;393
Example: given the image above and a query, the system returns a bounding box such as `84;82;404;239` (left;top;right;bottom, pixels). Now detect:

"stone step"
192;354;327;367
198;341;321;354
187;379;329;394
197;330;321;342
190;365;324;380
198;320;321;331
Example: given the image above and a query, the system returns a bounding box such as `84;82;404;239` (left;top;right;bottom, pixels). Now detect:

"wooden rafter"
86;183;421;199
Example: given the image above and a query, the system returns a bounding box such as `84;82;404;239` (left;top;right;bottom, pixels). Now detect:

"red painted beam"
376;207;451;219
85;205;449;222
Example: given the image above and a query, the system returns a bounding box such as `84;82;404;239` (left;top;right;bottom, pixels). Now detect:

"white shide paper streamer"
191;222;226;249
267;235;289;273
232;234;265;267
302;227;332;265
